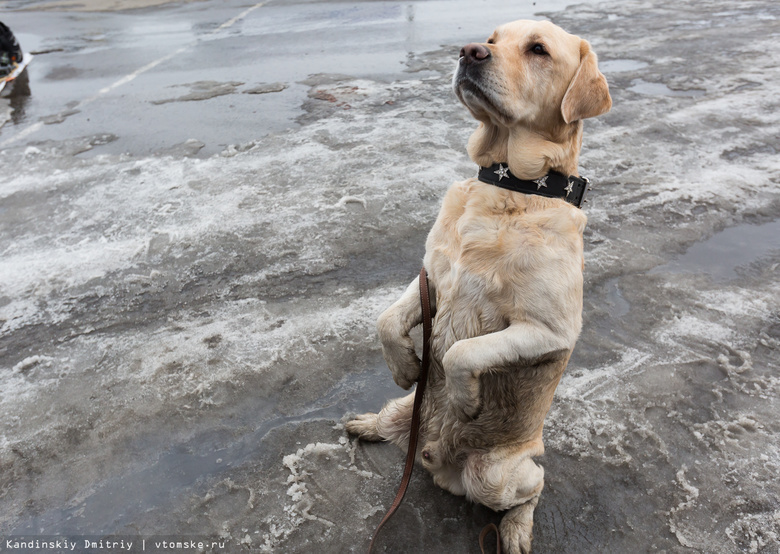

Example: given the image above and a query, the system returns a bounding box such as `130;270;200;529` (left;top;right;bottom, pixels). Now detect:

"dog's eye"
487;38;495;44
530;43;548;55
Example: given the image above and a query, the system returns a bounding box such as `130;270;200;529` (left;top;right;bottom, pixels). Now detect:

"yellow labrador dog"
347;19;611;553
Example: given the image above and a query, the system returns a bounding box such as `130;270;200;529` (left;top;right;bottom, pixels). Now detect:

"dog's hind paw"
500;497;538;554
345;412;382;441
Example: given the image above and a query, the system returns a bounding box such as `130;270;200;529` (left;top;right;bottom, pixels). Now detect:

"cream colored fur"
347;19;611;554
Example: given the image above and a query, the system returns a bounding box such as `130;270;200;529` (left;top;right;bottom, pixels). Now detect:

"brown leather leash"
367;267;501;554
480;523;502;554
368;267;432;553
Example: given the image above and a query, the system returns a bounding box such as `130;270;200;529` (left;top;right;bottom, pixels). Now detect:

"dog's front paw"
444;356;481;422
443;342;481;422
389;355;420;390
447;385;481;422
380;333;420;390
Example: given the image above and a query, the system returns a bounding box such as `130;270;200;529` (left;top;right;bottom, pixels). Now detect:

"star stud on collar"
564;178;574;198
494;164;510;181
534;175;548;190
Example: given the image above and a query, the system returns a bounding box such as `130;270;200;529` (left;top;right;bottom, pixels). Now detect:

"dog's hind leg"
346;392;415;447
462;445;545;554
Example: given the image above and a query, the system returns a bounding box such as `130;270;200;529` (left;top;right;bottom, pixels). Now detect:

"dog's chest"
429;215;544;340
424;181;585;353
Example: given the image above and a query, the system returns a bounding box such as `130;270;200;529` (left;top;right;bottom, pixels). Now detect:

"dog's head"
453;20;611;129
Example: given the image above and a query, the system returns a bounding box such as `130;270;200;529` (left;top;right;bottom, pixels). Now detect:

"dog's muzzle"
454;42;491;88
453;44;513;124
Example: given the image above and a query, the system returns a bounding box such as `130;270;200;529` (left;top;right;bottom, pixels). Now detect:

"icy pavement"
1;0;779;552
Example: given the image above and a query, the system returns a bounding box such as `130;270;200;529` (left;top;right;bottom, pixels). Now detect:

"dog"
347;19;611;553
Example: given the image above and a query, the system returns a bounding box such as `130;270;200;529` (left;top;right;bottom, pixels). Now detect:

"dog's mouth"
453;65;513;124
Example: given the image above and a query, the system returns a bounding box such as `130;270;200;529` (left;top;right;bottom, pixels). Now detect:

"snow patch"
668;466;701;548
261;437;379;552
12;355;54;374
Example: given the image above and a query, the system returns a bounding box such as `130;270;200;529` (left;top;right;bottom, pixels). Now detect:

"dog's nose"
459;43;491;65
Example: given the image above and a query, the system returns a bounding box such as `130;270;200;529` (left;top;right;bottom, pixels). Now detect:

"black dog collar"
477;163;590;208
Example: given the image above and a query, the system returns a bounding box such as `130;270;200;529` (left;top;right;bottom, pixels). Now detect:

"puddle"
599;59;649;73
628;78;705;97
651;219;780;281
605;277;631;317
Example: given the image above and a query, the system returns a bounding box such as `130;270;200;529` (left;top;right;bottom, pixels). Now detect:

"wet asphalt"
2;0;575;157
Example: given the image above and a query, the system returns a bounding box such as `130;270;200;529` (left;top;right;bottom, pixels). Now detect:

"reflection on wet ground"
599;59;649;74
628;78;706;97
653;218;780;281
0;69;31;127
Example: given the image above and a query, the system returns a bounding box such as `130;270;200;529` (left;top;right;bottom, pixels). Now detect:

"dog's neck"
467;120;583;180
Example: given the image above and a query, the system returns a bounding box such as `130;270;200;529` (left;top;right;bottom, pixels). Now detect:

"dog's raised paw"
385;347;420;391
449;400;481;423
345;412;382;441
445;375;482;422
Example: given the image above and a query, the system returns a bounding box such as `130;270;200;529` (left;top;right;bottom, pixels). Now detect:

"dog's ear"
561;40;612;124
